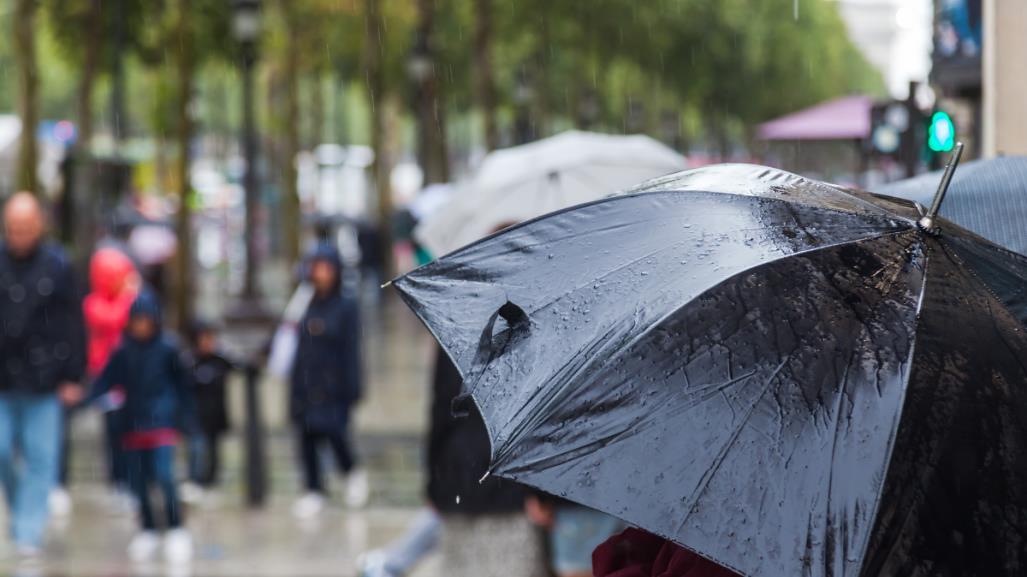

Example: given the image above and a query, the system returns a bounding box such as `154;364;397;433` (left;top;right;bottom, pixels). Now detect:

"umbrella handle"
917;141;964;234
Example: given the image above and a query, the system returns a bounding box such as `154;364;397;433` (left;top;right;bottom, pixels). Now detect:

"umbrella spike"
917;141;964;234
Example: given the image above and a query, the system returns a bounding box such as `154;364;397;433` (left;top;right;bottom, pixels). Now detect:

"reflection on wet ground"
2;489;438;577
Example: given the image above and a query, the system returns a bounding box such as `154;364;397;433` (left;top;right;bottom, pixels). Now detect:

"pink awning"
757;95;873;141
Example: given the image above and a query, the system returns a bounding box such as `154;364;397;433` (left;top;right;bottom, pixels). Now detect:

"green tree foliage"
33;0;884;155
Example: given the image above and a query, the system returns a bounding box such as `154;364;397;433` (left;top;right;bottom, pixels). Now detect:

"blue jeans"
126;445;182;531
383;507;441;574
0;392;62;547
550;506;626;575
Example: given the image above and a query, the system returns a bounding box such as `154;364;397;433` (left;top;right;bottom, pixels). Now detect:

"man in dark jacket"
0;192;85;556
426;347;546;577
290;244;367;518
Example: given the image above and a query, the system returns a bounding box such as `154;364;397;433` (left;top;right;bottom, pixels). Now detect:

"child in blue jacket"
88;290;196;563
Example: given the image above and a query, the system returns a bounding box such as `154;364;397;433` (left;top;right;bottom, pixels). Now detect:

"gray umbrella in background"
876;156;1027;255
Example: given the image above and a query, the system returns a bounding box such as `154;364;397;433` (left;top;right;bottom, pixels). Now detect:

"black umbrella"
877;156;1027;256
393;150;1027;577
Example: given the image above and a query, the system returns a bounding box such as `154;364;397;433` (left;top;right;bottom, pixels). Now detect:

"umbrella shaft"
926;141;964;220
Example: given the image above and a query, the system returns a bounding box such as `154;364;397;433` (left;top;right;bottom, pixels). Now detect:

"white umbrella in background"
408;183;454;221
128;224;178;266
415;131;686;257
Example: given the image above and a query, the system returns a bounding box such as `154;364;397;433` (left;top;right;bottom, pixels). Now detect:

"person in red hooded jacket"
54;248;139;515
84;248;140;377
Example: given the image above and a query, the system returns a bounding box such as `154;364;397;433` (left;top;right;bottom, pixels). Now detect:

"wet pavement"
2;489;440;576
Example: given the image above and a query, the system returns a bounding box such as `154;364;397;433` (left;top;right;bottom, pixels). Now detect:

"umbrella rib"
849;240;930;571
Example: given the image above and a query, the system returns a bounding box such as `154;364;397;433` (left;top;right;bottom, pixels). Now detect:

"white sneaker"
291;492;326;519
179;482;204;505
164;528;193;564
345;469;370;508
357;550;396;577
128;531;161;562
49;487;73;518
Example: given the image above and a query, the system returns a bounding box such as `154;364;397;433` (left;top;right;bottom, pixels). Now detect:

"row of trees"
5;0;881;327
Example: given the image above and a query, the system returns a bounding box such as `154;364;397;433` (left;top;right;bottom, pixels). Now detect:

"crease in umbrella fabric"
393;164;1027;577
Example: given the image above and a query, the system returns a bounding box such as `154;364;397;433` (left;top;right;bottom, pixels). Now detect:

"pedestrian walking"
59;247;140;517
290;244;368;518
86;290;196;563
426;347;547;577
0;192;85;558
180;320;235;502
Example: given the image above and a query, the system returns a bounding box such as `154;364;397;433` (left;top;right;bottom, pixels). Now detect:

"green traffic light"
928;111;956;152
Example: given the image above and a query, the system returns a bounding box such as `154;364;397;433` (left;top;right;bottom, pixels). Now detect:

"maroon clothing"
593;528;741;577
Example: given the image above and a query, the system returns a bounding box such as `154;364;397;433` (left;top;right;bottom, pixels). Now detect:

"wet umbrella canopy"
393;159;1027;577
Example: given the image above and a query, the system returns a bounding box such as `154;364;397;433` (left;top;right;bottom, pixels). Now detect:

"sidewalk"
1;488;439;577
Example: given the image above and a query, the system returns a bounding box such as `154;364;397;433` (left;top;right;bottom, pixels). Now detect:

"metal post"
241;49;260;302
243;362;267;507
918;141;964;233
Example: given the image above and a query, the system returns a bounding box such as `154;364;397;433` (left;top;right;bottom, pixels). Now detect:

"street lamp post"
232;0;263;308
230;0;269;509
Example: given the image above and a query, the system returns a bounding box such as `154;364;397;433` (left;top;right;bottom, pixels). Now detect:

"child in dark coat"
87;290;196;563
182;321;234;497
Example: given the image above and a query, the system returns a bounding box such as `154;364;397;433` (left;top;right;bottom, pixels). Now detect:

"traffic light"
869;102;908;156
928;110;956;153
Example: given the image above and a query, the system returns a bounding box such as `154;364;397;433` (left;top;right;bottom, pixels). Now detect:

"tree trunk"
77;0;103;151
414;0;449;184
173;0;194;333
282;1;302;267
14;0;39;193
72;0;104;264
364;0;394;278
473;0;498;151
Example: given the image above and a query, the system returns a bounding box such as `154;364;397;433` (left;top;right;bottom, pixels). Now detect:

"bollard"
244;362;268;508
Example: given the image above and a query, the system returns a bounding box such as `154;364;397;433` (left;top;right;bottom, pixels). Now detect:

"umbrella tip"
917;141;964;234
380;279;393;289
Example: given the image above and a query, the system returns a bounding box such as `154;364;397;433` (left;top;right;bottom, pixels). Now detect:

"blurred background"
0;0;1016;575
